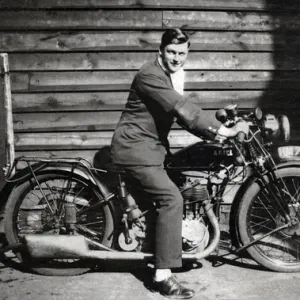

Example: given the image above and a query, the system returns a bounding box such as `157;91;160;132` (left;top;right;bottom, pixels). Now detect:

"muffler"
23;234;153;260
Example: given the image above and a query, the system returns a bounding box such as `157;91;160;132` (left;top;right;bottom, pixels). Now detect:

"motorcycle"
2;104;300;276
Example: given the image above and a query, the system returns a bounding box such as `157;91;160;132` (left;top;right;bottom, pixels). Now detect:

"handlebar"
215;104;290;144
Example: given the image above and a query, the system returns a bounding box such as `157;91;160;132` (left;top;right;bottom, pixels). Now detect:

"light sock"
153;269;172;282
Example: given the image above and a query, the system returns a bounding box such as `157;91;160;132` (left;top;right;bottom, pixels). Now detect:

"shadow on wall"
259;2;300;142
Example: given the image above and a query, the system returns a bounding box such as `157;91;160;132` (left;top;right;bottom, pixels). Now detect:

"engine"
117;170;222;253
179;171;216;251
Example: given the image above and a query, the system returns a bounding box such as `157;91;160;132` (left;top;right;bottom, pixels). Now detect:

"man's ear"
159;49;162;56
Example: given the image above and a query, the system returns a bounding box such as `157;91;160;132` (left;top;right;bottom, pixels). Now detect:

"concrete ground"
1;242;300;300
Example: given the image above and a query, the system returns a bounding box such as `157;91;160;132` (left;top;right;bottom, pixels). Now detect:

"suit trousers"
123;164;183;269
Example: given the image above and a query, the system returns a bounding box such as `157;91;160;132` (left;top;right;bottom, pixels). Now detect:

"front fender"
232;160;300;212
229;159;300;247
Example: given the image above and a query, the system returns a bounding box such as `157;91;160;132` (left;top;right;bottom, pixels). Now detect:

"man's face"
160;42;189;73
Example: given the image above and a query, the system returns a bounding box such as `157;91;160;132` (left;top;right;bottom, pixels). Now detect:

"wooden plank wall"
1;0;300;164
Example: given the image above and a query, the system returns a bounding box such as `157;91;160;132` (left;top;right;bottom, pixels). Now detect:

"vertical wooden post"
0;53;14;191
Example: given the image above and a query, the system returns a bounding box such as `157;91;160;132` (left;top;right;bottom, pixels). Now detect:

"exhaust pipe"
183;200;220;261
24;202;220;261
23;235;154;260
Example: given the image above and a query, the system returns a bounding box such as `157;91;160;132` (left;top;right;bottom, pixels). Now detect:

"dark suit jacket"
111;58;220;165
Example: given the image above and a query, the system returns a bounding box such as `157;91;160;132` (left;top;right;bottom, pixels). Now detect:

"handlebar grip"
215;109;228;123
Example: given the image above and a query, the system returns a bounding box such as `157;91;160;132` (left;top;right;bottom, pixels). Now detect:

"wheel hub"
276;206;300;237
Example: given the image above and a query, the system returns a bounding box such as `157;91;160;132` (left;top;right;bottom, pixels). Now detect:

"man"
111;28;247;299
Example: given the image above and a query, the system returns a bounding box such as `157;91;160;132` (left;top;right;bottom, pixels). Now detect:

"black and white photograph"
1;1;300;299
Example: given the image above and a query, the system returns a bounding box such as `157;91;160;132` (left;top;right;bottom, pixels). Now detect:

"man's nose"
173;53;179;62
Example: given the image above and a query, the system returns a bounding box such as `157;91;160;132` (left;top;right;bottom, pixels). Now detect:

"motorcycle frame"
4;145;300;260
3;155;221;261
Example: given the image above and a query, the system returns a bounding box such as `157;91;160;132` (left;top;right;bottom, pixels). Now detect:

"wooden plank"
0;0;298;11
10;70;300;92
9;52;155;71
1;10;299;32
10;52;291;71
14;130;202;150
12;92;128;112
0;10;162;30
1;31;291;52
14;129;300;152
12;107;300;134
12;90;300;113
0;53;14;190
163;11;300;31
12;110;217;132
13;111;123;132
13;109;300;133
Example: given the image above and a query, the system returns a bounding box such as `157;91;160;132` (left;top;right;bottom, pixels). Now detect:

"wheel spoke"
241;172;300;269
250;218;274;234
15;174;108;244
253;195;277;223
5;171;113;276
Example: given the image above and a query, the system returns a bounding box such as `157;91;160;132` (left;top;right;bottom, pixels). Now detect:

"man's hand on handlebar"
215;120;249;142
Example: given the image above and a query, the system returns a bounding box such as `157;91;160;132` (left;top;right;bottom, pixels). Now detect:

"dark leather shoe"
154;276;195;299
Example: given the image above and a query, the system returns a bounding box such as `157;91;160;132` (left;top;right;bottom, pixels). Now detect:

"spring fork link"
248;140;259;158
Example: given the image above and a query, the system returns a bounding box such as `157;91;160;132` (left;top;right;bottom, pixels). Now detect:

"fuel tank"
165;141;236;170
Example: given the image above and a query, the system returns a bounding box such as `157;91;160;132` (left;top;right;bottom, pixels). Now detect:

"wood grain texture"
12;111;216;132
10;70;300;92
0;0;298;11
13;129;300;152
163;11;300;31
14;130;202;150
0;0;299;204
2;31;294;52
14;107;300;133
12;92;129;112
11;90;300;113
11;52;295;71
0;10;162;30
1;9;299;31
13;111;124;132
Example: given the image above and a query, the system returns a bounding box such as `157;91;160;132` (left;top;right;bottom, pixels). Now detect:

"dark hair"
160;28;190;51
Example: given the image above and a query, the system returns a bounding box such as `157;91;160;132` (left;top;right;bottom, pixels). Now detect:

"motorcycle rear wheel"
4;171;115;276
238;167;300;272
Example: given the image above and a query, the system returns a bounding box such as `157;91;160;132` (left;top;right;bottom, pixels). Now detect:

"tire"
237;167;300;272
4;171;115;276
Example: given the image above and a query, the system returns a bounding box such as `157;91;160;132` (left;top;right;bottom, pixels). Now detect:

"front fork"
258;167;292;224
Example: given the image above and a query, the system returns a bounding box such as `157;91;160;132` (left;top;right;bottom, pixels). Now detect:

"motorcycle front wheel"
237;167;300;272
4;171;115;276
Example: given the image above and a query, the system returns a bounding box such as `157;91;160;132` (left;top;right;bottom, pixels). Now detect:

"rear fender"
0;162;116;234
0;161;113;207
